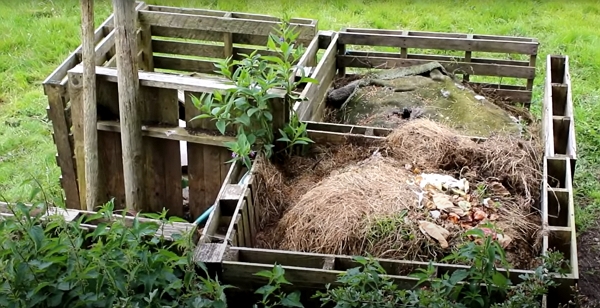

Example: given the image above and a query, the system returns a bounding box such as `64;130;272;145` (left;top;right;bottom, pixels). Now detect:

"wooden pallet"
295;27;540;122
543;55;577;178
43;2;320;216
0;201;196;241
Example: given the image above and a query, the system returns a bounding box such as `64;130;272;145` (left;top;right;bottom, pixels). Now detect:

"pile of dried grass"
254;119;544;268
386;119;543;207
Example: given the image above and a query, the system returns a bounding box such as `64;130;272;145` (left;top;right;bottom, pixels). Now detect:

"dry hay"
254;119;543;269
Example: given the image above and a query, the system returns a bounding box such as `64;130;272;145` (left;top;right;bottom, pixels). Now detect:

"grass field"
1;2;600;227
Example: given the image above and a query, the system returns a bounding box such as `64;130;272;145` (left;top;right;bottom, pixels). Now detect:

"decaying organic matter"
253;119;544;269
325;62;526;138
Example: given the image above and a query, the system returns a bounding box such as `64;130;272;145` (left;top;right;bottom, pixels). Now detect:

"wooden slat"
184;91;208;221
68;65;287;98
346;50;530;67
340;30;538;54
137;4;155;72
146;5;314;25
337;55;534;79
152;39;223;58
45;85;80;209
140;10;316;41
152;39;279;60
0;201;196;241
93;78;123;209
66;72;87;209
139;86;183;216
97;121;235;146
298;33;338;120
153;55;217;74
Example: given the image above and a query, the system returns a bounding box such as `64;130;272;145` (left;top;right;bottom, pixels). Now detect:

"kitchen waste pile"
253;119;543;269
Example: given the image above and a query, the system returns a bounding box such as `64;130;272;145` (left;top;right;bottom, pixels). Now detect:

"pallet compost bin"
196;27;578;306
42;2;321;221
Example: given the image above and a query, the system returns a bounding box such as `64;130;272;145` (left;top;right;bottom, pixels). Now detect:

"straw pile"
254;119;543;268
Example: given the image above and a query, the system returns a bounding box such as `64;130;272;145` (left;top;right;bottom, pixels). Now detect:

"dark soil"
578;222;600;307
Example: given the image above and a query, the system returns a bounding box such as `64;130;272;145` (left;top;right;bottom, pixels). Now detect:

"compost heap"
254;119;543;269
326;62;524;138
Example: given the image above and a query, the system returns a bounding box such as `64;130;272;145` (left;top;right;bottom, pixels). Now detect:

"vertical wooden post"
112;0;143;211
81;0;98;211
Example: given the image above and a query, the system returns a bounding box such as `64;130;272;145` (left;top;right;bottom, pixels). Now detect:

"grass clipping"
254;119;543;268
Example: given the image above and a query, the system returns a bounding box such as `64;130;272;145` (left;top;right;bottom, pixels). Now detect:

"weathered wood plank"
137;4;155;72
138;86;183;216
346;50;530;67
69;65;287;98
45;85;80;209
346;28;537;43
140;10;316;41
340;30;538;54
146;5;314;25
298;33;338;120
152;39;223;58
153;56;217;74
81;0;99;211
152;39;279;60
66;72;87;209
0;201;196;241
184;91;207;221
337;55;535;79
97;120;235;146
95;78;124;208
113;0;144;212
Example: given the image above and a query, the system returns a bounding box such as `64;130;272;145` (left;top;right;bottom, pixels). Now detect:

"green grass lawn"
1;0;599;231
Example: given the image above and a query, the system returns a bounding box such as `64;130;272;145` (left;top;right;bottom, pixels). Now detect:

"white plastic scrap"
419;173;468;193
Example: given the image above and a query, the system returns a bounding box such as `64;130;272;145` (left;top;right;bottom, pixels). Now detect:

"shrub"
0;200;230;308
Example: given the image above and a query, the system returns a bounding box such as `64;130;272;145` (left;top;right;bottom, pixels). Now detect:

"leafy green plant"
0;198;231;308
314;255;407;308
253;264;303;308
191;19;317;169
312;227;570;308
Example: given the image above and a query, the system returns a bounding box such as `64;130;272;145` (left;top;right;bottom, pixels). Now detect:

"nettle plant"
310;228;571;308
191;19;317;169
0;198;230;308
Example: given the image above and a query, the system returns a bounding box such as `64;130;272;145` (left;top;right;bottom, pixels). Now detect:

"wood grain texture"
45;85;80;209
337;55;535;79
140;86;183;216
113;0;143;211
81;0;99;211
339;31;538;55
140;10;316;41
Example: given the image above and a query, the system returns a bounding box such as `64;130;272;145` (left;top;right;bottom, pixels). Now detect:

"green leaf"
300;77;319;84
190;114;213;121
254;284;276;296
57;281;70;291
262;55;285;65
237;113;252;127
247;107;260;117
28;225;45;250
264;111;273;121
254;270;273;279
448;269;469;285
492;271;509;290
281;291;304;307
47;292;63;307
216;120;227;135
